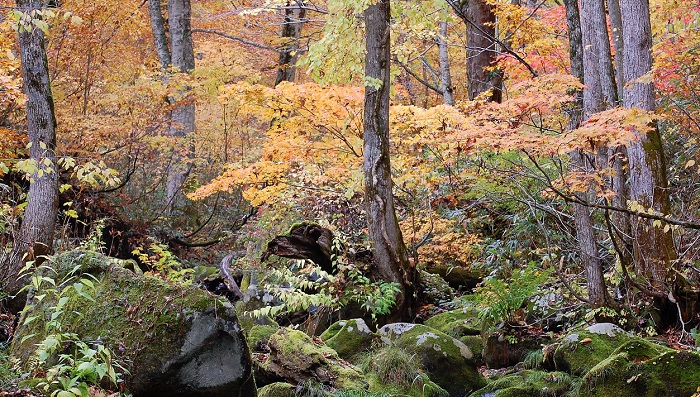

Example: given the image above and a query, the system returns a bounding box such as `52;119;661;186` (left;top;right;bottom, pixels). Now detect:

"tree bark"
147;0;171;70
621;0;676;292
363;0;417;322
607;0;624;100
448;0;502;102
2;0;59;307
151;0;195;214
437;21;455;106
565;0;611;309
275;1;306;86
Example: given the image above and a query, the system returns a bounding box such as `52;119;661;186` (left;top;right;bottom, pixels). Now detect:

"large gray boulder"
11;250;256;397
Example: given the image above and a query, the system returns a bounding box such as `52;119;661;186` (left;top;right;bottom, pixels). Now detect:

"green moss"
459;335;484;365
553;324;634;375
321;319;376;361
424;306;482;338
379;323;486;395
469;370;573;397
578;349;700;397
258;382;297;397
248;325;279;351
265;328;366;391
11;249;243;387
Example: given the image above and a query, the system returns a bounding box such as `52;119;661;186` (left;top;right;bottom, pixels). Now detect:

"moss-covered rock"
10;249;256;397
320;319;376;361
469;370;574;397
459;335;484;366
579;350;700;397
261;328;366;391
248;324;280;352
424;306;482;338
257;382;297;397
553;323;634;375
378;323;486;396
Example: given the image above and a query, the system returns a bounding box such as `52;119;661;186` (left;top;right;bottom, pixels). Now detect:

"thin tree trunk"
275;1;306;86
2;0;59;309
565;0;611;308
363;0;418;322
165;0;195;213
437;21;455;106
621;0;676;292
607;0;624;100
148;0;171;70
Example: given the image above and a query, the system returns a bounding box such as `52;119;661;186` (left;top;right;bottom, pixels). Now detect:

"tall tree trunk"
565;0;611;308
447;0;502;102
466;0;502;102
275;1;306;86
437;21;455;105
607;0;624;100
363;0;417;322
2;0;59;310
621;0;676;293
605;0;633;276
164;0;195;214
148;0;171;70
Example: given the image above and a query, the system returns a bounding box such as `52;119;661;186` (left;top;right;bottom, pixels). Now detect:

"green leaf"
32;19;49;34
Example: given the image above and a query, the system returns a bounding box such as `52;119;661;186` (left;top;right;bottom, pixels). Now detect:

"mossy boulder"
320;319;376;360
424;306;482;338
579;350;700;397
459;335;484;365
469;370;574;397
10;249;256;397
257;382;296;397
260;328;366;390
378;323;487;396
248;324;280;352
553;323;634;375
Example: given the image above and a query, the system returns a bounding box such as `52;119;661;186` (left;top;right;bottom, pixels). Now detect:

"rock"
420;271;455;304
320;319;376;360
260;328;366;390
424;265;485;291
468;370;574;397
424;306;482;337
553;322;634;375
459;335;485;366
247;325;279;352
10;249;256;397
579;350;700;397
257;382;296;397
378;323;487;396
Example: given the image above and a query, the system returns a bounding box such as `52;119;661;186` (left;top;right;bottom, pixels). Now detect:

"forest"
1;0;700;396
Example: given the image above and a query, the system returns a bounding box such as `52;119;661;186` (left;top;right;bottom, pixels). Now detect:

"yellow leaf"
685;159;696;169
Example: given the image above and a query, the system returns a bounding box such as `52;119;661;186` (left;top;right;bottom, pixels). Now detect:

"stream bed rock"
10;249;256;397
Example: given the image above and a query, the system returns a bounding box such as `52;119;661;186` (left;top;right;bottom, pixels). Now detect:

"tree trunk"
607;0;624;100
363;0;418;322
447;0;502;102
165;0;195;213
466;0;502;102
621;0;676;292
565;0;611;309
2;0;59;308
147;0;171;70
437;21;455;106
275;1;306;86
